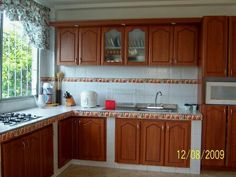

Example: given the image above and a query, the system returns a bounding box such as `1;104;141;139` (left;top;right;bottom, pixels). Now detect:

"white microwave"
206;82;236;105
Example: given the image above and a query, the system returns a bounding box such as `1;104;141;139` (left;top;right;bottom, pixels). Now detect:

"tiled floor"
58;165;236;177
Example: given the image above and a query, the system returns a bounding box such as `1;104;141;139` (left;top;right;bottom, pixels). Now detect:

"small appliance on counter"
80;91;97;108
43;82;54;104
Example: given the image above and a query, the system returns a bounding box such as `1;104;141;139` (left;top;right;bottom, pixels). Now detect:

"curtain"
3;0;51;49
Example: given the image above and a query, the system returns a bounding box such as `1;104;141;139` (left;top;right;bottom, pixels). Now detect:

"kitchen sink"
103;103;178;112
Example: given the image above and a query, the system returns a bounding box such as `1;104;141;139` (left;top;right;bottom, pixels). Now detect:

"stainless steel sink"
103;103;178;112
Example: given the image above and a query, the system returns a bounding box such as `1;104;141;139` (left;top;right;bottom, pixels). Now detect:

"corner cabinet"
56;27;78;65
149;25;198;66
1;125;53;177
115;118;191;167
58;117;106;165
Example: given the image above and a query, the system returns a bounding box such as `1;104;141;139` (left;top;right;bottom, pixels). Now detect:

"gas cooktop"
0;113;42;126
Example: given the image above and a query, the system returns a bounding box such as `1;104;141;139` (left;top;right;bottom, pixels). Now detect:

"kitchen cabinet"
58;117;74;168
115;119;140;164
140;120;165;166
226;106;236;168
202;16;228;77
149;25;198;66
101;26;125;65
56;27;78;65
165;121;191;167
125;26;148;66
77;118;106;161
228;17;236;77
79;27;101;65
115;118;191;167
1;125;53;177
201;105;227;168
40;125;54;177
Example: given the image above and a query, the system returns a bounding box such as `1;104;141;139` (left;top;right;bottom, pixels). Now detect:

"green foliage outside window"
2;30;32;98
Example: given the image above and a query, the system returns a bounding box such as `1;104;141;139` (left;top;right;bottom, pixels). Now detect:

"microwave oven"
206;82;236;105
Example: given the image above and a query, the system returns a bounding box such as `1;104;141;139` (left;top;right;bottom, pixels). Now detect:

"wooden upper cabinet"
78;118;106;161
229;17;236;77
125;26;148;66
149;26;173;65
202;105;227;168
202;16;228;77
226;106;236;168
165;121;190;167
140;120;165;166
115;118;140;164
79;27;101;65
101;26;124;65
57;27;78;65
173;25;198;65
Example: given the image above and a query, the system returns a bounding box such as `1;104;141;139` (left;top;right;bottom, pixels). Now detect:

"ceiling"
36;0;236;9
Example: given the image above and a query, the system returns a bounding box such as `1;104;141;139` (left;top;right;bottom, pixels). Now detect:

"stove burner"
0;112;42;126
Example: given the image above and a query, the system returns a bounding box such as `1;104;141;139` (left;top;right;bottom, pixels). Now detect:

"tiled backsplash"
59;66;198;107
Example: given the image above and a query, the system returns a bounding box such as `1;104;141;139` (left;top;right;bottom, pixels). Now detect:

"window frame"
0;12;39;101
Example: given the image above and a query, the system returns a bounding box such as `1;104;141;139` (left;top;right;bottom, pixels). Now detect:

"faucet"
155;91;163;106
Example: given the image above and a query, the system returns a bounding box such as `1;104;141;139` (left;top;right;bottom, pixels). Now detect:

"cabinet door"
58;117;73;168
78;118;106;161
140;120;165;166
2;137;26;177
149;26;173;65
202;105;227;167
165;121;191;167
173;25;198;66
79;27;101;65
125;26;148;66
57;27;78;65
229;17;236;77
226;106;236;168
202;16;228;77
115;118;140;164
40;125;54;177
101;27;124;65
27;132;41;177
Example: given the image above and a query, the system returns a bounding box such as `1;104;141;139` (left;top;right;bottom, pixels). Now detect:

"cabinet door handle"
224;69;227;76
231;109;233;115
166;125;169;132
224;108;226;114
22;141;26;149
137;124;140;130
79;58;82;65
162;125;164;131
231;69;233;76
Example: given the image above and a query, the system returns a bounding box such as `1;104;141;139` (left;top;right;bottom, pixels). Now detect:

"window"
0;12;38;99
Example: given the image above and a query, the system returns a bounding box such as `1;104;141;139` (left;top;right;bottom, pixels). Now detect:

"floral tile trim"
41;77;199;84
0;110;202;143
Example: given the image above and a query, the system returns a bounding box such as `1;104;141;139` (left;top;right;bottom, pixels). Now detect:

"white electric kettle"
80;91;97;108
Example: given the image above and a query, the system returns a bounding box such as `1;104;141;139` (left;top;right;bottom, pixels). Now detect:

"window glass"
1;12;38;99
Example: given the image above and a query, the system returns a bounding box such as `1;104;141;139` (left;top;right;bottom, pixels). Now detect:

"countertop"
0;105;202;142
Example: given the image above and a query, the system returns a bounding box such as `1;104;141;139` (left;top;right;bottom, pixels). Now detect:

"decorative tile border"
0;110;202;143
41;77;199;84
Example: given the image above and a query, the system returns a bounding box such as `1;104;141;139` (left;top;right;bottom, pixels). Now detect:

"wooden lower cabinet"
58;117;106;164
58;117;74;168
115;119;140;164
1;125;53;177
165;121;191;167
140;120;165;165
115;118;191;167
201;105;227;168
77;118;106;161
227;106;236;168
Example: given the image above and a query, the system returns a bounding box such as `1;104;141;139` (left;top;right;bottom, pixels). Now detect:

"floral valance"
2;0;51;49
